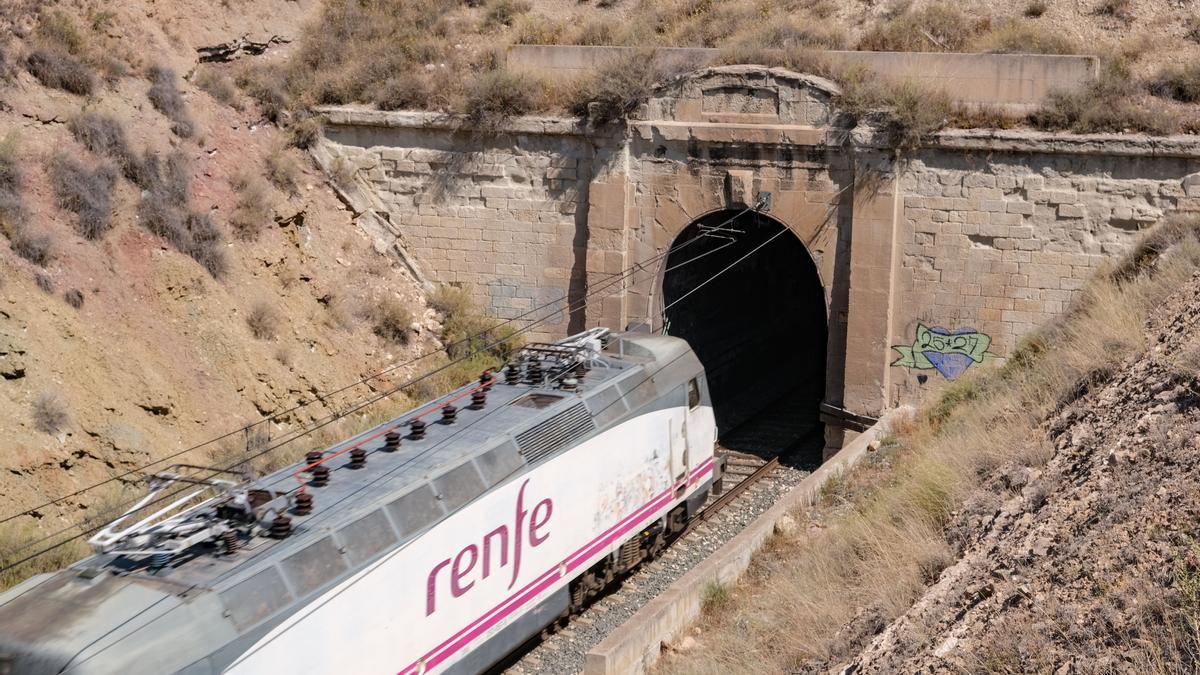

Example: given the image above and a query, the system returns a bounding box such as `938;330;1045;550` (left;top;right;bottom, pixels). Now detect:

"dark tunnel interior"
662;209;827;466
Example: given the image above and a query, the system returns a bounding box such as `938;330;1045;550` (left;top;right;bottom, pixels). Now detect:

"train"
0;328;722;674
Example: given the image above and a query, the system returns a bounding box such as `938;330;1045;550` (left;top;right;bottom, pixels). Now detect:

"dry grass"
366;295;415;345
31;391;69;434
246;300;281;340
194;66;241;109
1149;63;1200;104
63;288;84;309
0;139;52;266
1031;60;1183;135
137;152;228;278
464;69;540;127
858;2;988;52
264;146;300;195
662;215;1200;674
229;170;272;241
147;65;195;138
47;153;117;240
429;283;523;360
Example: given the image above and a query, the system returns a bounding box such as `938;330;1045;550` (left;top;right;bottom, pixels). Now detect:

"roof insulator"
269;514;293;539
311;464;330;487
293;492;313;516
505;362;521;384
561;377;578;392
222;529;240;555
441;404;458;425
470;390;487;410
383;430;401;452
349;447;367;469
481;369;495;391
410;418;427;440
304;451;323;471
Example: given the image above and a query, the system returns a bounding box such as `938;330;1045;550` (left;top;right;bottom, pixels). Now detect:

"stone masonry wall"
320;116;604;337
890;140;1200;405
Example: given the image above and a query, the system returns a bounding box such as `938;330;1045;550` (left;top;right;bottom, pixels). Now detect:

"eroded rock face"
844;273;1200;672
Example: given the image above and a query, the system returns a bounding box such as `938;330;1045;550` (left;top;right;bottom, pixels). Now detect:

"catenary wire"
0;207;760;573
0;205;757;527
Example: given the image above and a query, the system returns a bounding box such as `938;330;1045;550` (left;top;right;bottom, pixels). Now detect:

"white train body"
0;330;718;675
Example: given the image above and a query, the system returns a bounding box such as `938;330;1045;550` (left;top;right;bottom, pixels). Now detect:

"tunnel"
661;209;827;465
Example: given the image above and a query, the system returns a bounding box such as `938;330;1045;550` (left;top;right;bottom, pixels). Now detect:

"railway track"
504;446;803;675
679;449;778;539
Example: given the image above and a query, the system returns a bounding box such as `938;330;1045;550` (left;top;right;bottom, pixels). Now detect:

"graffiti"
892;324;996;380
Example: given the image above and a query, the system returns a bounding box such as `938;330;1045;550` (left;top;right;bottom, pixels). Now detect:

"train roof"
0;329;704;674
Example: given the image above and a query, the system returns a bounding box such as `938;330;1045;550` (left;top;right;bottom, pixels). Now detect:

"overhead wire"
0;206;757;574
0;204;758;528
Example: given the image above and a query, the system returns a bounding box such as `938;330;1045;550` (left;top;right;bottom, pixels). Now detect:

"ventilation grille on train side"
515;402;596;465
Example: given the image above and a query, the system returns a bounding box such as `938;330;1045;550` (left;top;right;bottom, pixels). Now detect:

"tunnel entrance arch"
661;209;827;463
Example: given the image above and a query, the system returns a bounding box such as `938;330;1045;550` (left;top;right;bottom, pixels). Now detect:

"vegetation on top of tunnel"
658;212;1200;673
242;0;1200;149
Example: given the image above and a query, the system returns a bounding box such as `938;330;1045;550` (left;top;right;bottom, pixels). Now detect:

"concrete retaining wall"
507;45;1097;110
582;417;897;675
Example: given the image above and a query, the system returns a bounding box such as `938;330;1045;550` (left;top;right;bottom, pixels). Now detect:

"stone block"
1006;201;1035;215
1184;173;1200;198
964;174;997;188
1057;203;1086;219
980;200;1006;213
1046;191;1077;205
1023;175;1045;191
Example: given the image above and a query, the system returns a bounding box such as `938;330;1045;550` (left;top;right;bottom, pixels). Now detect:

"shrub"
857;3;987;52
229;170;272;241
147;65;195;138
236;65;290;123
1095;0;1133;20
67;112;158;186
514;14;565;45
136;152;228;278
1024;0;1047;17
464;69;538;127
246;301;280;340
1031;61;1180;134
485;0;531;28
1187;16;1200;43
0;143;27;238
24;49;95;95
48;153;117;240
194;67;240;109
972;21;1077;54
288;115;322;149
369;296;415;345
569;51;668;126
31;391;69;434
12;230;52;266
373;75;437;111
34;271;53;293
63;288;84;308
264;147;300;195
1148;64;1200;104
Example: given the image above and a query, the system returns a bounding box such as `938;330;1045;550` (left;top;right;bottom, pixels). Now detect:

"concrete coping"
313;106;592;137
915;128;1200;159
317;107;1200;159
582;411;908;675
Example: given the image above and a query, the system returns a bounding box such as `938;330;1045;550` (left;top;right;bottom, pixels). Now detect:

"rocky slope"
0;1;435;531
846;273;1200;672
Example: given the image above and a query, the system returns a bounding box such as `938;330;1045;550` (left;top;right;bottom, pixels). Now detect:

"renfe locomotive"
0;328;721;674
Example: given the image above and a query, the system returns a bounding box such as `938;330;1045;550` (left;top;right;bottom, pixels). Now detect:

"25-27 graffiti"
891;324;997;380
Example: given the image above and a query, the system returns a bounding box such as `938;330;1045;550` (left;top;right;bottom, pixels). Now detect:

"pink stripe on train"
398;458;716;674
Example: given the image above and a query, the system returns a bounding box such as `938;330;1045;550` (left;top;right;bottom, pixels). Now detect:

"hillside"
0;0;440;566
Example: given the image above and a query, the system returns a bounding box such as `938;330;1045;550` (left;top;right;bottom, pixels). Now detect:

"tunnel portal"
661;209;827;464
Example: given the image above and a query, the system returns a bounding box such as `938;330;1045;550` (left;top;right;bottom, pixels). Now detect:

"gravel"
505;462;810;675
